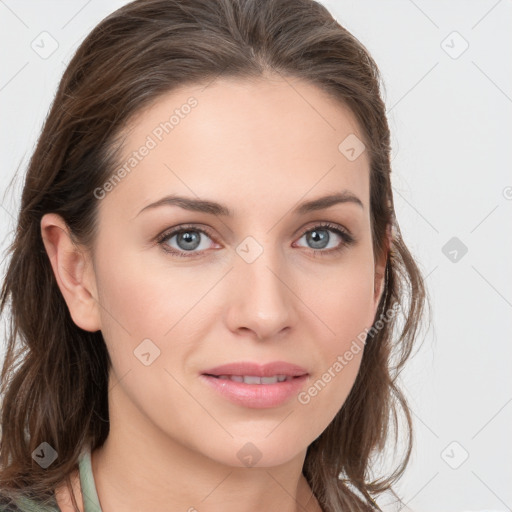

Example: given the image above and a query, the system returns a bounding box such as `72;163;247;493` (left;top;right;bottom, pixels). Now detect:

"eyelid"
299;220;353;238
294;221;355;249
154;223;219;249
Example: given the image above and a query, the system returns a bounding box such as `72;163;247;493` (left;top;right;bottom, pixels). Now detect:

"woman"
0;0;427;510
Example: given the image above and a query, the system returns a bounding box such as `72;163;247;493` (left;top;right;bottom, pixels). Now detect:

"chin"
196;435;308;470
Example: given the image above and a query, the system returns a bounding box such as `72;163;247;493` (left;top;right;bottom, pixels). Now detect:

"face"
84;75;384;468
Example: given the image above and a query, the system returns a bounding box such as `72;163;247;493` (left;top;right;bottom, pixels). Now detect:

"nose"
225;242;296;341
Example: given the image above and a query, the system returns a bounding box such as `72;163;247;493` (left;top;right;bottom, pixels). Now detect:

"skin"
42;74;388;512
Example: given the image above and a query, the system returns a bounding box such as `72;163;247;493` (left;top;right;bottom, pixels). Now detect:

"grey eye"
305;228;331;249
174;231;202;251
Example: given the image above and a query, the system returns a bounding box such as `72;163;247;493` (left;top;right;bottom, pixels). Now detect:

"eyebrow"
136;190;364;218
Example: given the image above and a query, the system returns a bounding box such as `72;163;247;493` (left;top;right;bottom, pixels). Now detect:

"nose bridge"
229;232;294;336
236;232;287;298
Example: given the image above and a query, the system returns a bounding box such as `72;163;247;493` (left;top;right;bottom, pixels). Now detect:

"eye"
156;225;218;258
294;222;355;256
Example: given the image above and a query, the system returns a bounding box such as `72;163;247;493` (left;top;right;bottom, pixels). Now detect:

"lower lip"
199;374;309;409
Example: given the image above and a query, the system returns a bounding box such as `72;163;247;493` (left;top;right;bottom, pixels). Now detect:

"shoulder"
0;462;84;512
0;493;22;511
0;492;60;512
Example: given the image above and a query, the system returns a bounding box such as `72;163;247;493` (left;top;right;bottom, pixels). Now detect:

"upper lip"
202;361;309;377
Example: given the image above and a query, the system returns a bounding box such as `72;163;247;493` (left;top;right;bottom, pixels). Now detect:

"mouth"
202;374;303;384
201;360;309;379
199;373;309;408
199;362;310;408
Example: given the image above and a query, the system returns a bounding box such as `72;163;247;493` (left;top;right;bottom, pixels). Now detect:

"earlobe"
40;213;101;332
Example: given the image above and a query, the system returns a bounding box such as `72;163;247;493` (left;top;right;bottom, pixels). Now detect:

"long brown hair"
0;0;429;510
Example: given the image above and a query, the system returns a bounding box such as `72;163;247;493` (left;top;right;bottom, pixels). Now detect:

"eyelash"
155;222;355;259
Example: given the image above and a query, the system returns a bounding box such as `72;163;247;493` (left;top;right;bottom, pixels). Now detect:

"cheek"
302;253;377;342
92;239;219;394
94;241;210;338
92;243;212;422
292;253;376;424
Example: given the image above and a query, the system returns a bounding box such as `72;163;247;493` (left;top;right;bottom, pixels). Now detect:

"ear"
40;213;101;332
373;224;392;315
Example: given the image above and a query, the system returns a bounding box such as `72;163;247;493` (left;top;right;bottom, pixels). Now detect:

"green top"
2;446;102;512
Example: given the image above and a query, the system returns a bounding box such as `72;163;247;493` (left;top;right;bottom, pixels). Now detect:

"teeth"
215;374;291;384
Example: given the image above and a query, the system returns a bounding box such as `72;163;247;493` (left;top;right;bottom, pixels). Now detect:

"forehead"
101;75;370;218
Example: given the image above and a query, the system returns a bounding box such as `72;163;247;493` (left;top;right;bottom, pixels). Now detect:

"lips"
215;375;292;384
200;362;310;408
202;361;309;379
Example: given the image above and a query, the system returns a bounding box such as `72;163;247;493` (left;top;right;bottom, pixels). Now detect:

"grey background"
1;1;511;511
